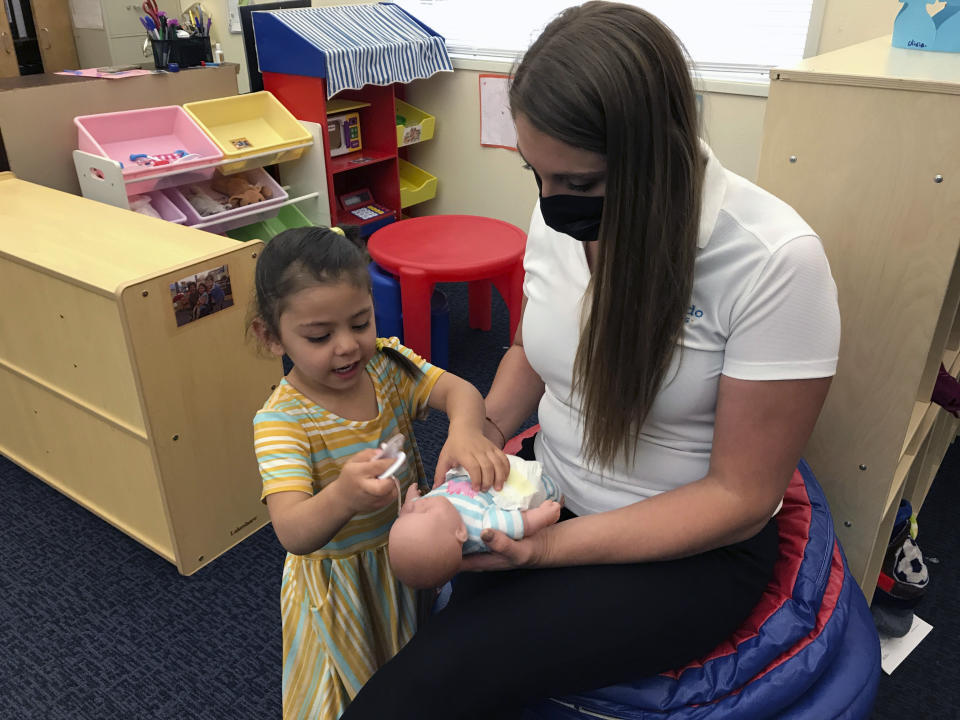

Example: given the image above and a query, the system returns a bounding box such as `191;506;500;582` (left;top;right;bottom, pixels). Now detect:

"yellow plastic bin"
395;99;436;147
398;158;438;208
183;91;313;174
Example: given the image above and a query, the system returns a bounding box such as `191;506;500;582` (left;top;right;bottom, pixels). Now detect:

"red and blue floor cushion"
522;459;881;719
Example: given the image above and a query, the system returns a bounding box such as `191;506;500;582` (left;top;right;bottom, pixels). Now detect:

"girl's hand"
337;449;400;514
459;528;549;571
433;429;510;491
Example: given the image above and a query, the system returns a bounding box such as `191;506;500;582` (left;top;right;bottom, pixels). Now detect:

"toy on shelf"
328;110;361;156
182;185;229;216
128;194;162;219
128;149;200;167
339;188;390;224
210;169;274;207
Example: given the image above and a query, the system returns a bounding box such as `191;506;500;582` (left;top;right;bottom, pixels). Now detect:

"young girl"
250;226;509;720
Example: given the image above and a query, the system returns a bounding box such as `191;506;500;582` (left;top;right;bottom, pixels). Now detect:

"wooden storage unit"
757;35;960;594
0;172;280;575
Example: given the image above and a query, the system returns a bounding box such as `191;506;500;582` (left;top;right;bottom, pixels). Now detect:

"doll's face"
402;496;468;541
388;496;467;589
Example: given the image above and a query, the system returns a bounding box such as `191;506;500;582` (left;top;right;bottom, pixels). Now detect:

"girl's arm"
482;297;546;447
428;372;511;491
266;450;398;555
462;375;831;569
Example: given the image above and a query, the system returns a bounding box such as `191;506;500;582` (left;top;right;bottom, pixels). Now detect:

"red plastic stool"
367;215;527;362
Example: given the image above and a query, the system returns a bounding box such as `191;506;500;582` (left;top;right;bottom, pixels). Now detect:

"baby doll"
388;455;563;589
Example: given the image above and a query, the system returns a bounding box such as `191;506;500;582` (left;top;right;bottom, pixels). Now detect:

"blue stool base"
368;261;450;368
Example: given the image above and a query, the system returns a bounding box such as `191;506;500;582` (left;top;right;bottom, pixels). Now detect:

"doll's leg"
520;500;562;537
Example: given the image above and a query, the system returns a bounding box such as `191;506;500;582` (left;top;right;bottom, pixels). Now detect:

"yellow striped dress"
254;338;443;720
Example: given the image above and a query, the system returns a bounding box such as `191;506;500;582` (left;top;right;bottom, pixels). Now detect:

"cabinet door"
30;0;79;71
108;34;151;66
0;1;19;77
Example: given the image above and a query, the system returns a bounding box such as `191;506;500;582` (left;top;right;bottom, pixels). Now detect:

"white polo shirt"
522;142;841;515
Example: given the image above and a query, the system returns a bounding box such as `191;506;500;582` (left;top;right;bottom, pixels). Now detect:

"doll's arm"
399;484;420;515
519;500;563;537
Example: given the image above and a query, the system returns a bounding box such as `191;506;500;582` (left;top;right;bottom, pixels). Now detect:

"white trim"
694;73;770;98
450;54;516;73
452;53;770;98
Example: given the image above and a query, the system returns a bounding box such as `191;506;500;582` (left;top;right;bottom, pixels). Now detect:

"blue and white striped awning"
252;3;453;98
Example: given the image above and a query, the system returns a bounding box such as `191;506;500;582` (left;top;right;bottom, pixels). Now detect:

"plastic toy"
128;149;194;167
338;188;390;224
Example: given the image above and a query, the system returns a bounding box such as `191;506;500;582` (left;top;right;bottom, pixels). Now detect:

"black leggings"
341;437;780;719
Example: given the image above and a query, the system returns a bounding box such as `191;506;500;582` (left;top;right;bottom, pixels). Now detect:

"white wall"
210;0;902;227
402;74;769;230
399;0;902;229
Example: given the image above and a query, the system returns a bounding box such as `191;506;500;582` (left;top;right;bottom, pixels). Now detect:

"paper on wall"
68;0;104;30
227;0;242;33
480;74;517;150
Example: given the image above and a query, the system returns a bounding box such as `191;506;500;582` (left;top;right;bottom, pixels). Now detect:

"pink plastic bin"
75;106;223;194
128;190;187;224
164;167;288;235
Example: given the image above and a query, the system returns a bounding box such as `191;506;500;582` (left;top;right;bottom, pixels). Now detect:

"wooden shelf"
758;35;960;594
326;99;371;114
328;150;396;175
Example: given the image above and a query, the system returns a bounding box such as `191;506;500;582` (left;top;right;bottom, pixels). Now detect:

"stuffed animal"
210;171;273;208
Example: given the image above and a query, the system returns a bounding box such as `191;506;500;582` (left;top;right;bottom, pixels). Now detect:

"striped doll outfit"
427;462;561;554
254;338;442;720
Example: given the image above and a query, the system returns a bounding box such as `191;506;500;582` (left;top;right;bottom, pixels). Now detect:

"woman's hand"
434;428;510;491
459;528;550;571
337;449;399;514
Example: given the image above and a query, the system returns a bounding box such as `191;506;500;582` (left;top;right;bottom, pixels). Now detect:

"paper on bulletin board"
480;74;517;151
68;0;104;30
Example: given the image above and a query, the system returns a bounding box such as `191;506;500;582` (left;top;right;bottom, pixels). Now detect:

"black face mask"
534;171;604;243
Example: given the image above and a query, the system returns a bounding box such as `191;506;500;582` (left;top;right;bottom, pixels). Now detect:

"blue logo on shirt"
684;304;705;324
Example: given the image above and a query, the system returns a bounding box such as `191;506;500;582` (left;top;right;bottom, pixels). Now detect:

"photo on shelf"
169;264;234;328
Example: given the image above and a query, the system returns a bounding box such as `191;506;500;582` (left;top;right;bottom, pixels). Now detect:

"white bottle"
213;42;224;64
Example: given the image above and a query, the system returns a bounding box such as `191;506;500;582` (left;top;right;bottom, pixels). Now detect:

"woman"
342;2;840;717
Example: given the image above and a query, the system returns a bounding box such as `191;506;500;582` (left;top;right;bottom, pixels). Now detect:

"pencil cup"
150;39;174;69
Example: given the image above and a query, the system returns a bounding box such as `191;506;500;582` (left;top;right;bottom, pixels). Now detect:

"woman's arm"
266;450;398;555
483;297;546;447
463;375;831;569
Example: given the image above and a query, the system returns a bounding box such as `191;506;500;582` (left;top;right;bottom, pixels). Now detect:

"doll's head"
389;494;468;589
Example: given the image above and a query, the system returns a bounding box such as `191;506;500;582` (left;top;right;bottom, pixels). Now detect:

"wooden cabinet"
31;0;79;71
758;35;960;594
0;2;18;77
0;172;280;575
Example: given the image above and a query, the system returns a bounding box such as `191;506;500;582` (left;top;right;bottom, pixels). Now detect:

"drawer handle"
1;31;12;54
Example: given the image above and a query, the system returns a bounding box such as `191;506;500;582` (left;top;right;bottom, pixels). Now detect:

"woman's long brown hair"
510;1;703;469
